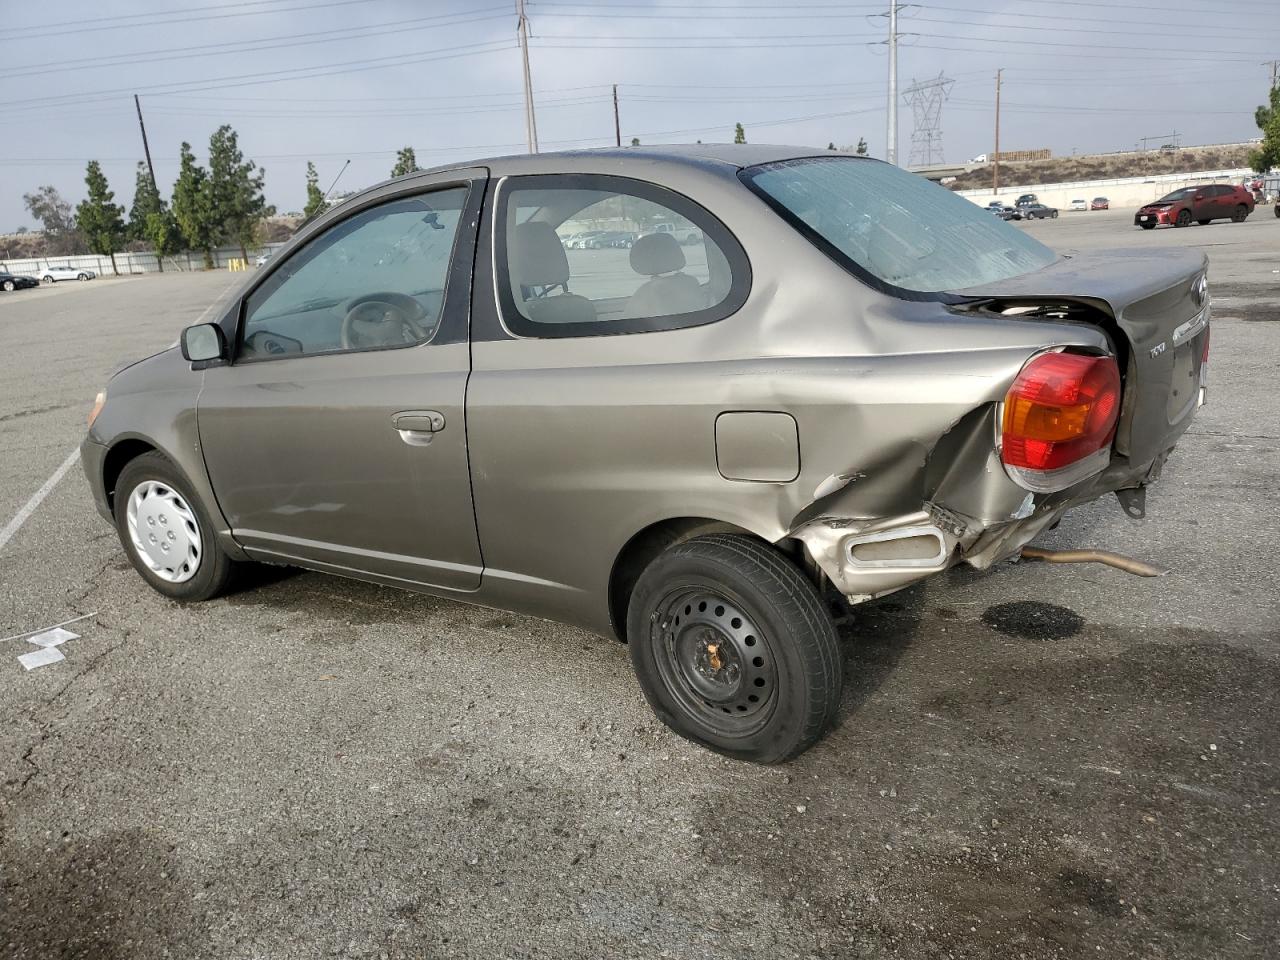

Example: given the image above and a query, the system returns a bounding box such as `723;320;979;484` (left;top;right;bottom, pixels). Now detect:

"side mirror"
181;323;227;362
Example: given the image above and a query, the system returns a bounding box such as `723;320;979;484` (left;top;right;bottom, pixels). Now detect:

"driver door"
196;173;487;591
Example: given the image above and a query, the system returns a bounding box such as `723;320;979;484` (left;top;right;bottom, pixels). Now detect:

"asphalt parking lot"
1;210;1277;959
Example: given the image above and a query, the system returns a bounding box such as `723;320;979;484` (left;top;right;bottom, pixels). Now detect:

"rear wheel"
627;534;843;764
1175;209;1192;227
114;451;238;602
1232;204;1249;223
77;272;89;281
41;275;53;284
1197;219;1211;226
1051;210;1058;218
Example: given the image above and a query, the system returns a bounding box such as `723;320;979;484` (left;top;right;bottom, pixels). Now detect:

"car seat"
509;221;597;324
623;233;708;319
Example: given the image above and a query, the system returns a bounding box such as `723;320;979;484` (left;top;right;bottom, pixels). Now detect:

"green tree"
1250;85;1280;172
856;137;868;156
391;146;419;178
127;163;165;242
303;161;328;220
630;137;640;146
22;185;83;255
172;141;215;267
207;125;275;262
734;122;746;144
75;161;126;275
144;209;181;272
827;142;837;151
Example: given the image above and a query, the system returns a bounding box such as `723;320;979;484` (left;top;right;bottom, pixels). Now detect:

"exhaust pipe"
1019;546;1169;578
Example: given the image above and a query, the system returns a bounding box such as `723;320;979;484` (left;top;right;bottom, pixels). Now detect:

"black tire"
627;534;843;764
1176;209;1191;227
77;273;89;281
1140;223;1156;229
42;275;53;284
1274;204;1280;218
1051;210;1058;218
1197;219;1211;226
2;280;13;292
113;451;238;602
1232;204;1249;223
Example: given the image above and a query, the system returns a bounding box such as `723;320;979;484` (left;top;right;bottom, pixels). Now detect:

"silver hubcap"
126;480;202;583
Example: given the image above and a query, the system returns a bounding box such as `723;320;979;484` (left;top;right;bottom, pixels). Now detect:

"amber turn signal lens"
88;391;106;428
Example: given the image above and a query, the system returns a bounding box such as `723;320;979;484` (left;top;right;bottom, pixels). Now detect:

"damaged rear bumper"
791;446;1175;605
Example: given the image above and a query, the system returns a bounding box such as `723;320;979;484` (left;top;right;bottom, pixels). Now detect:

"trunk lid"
950;248;1209;465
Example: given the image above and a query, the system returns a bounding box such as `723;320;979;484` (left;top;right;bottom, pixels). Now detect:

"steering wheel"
339;292;429;350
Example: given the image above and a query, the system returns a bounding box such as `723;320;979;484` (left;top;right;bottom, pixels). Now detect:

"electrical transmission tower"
903;72;954;167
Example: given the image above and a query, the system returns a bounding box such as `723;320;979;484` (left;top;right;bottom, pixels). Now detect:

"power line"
0;8;511;80
3;0;402;42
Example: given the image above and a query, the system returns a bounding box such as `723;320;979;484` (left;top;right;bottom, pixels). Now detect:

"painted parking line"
0;447;81;553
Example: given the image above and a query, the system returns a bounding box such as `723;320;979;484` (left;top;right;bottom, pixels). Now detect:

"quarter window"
241;187;468;360
496;175;749;338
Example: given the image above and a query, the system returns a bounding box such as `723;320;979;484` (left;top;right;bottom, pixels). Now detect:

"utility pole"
993;68;1003;196
613;84;622;147
134;94;158;194
1266;59;1280;89
516;0;538;153
886;2;899;165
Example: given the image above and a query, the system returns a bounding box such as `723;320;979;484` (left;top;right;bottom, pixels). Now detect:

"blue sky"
1;0;1272;230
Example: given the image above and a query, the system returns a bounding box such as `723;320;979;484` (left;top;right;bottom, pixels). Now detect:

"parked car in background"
1020;203;1058;220
40;263;96;283
82;146;1209;763
585;231;636;249
987;204;1022;221
255;252;273;268
1134;184;1254;229
561;231;606;249
0;270;40;292
1069;199;1088;211
647;221;703;245
1091;197;1110;210
1014;194;1039;208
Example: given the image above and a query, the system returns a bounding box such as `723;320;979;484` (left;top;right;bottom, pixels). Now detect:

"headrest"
511;221;570;287
630;232;686;276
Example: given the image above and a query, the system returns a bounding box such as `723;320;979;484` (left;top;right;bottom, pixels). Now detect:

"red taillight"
1001;352;1121;492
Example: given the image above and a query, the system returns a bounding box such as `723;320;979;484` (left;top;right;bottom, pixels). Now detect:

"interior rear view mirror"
181;323;227;363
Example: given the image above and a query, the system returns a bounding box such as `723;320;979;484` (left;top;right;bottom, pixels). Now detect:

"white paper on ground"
27;627;78;648
18;646;65;670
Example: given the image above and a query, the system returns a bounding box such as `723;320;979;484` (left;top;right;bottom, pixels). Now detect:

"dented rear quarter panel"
465;154;1112;636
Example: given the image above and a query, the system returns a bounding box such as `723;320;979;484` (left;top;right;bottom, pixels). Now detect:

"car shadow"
833;585;926;721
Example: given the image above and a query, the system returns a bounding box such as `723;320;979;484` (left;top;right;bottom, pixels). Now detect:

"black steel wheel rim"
649;587;778;735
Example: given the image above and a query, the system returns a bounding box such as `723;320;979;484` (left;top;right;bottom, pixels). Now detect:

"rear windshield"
741;156;1056;296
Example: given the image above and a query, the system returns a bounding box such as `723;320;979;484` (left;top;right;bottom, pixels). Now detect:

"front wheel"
114;451;238;602
1232;204;1249;223
1176;209;1192;227
1140;223;1156;229
77;273;89;281
2;280;13;292
627;534;843;764
41;276;53;284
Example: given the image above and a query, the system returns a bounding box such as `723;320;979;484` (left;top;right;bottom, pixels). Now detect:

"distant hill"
948;143;1255;190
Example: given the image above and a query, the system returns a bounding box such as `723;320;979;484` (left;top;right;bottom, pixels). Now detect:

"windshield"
743;156;1056;295
1157;188;1197;202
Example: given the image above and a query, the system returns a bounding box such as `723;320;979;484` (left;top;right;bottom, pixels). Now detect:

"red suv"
1135;184;1254;229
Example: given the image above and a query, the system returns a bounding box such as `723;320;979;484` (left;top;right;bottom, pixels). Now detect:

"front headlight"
88;390;106;428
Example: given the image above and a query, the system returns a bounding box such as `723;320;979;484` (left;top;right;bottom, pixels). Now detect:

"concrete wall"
957;167;1255;212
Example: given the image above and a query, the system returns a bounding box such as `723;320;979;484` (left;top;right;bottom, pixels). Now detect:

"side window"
496;174;749;338
241;186;468;360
